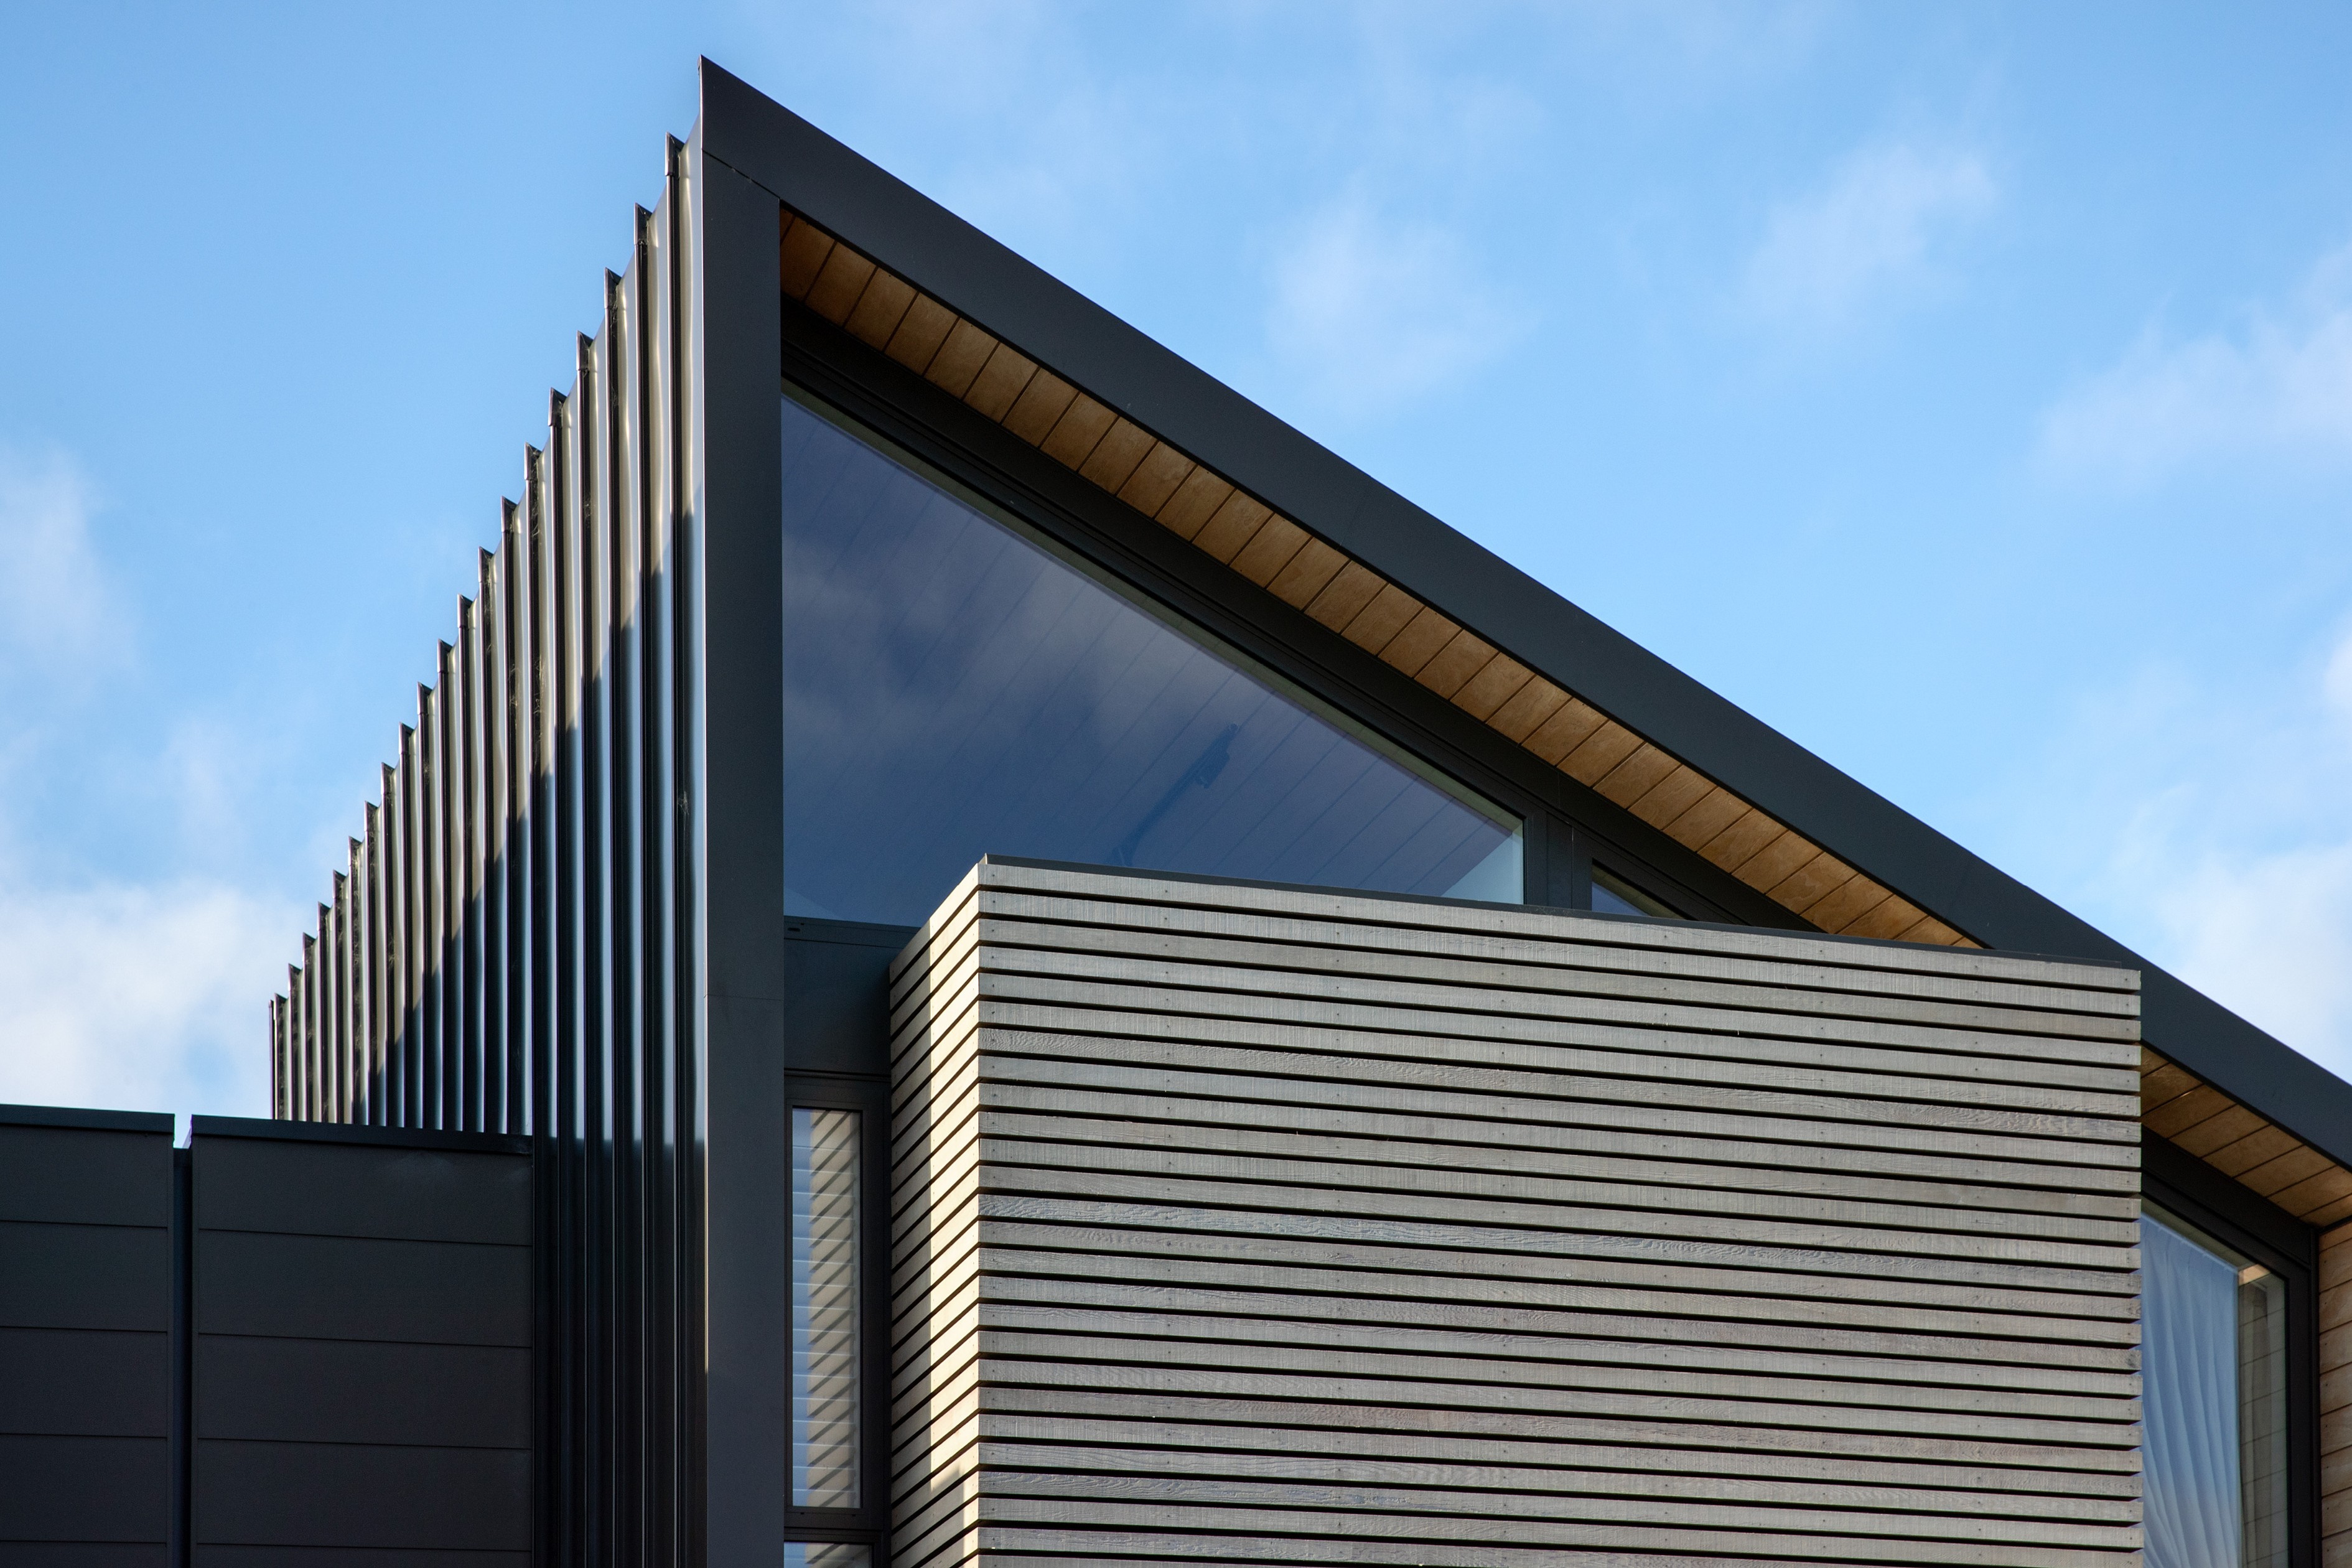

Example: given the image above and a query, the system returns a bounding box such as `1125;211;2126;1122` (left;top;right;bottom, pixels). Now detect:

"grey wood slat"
938;1272;2140;1379
898;1155;2140;1293
900;1039;2140;1178
897;1169;2139;1300
956;1132;2142;1262
954;889;2142;1020
942;863;2137;993
933;1501;2137;1568
961;1412;2143;1502
903;1383;2144;1479
895;1313;2139;1428
894;1289;2138;1410
963;1108;2140;1231
972;943;2145;1083
933;1212;2142;1332
965;912;2144;1044
920;1081;2146;1205
907;1243;2140;1366
894;1452;2140;1545
962;990;2142;1142
884;941;2138;1109
888;1333;2137;1450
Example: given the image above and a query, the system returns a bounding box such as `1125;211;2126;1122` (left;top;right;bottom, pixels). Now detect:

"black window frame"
781;1070;892;1559
2142;1129;2320;1568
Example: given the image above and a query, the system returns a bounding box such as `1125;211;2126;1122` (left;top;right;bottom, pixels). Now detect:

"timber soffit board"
774;205;1969;953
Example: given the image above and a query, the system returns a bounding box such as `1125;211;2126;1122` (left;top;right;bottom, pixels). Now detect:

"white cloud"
1264;193;1519;420
1740;141;1997;332
2040;245;2352;485
0;444;124;674
0;866;293;1118
2002;624;2352;1077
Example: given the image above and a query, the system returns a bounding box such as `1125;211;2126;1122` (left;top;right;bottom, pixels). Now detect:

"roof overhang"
694;57;2352;1185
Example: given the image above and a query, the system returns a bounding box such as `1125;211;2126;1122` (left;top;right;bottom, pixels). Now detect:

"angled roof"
697;59;2352;1196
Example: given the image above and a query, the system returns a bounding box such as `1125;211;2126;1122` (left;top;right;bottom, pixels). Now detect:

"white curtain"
2142;1211;2244;1567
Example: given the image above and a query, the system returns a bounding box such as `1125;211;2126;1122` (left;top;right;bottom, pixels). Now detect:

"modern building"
7;58;2349;1568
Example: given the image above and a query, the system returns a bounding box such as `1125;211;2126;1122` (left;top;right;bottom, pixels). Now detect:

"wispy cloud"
1264;192;1519;421
2040;243;2352;485
1739;141;1997;332
1992;624;2352;1077
0;864;291;1116
0;444;125;676
0;442;296;1118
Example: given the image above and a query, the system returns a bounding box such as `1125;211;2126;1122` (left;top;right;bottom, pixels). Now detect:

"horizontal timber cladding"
887;860;2146;1568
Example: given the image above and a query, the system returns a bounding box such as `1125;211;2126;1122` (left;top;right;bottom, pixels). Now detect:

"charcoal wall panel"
0;1113;173;1561
195;1231;528;1345
0;1222;169;1332
197;1549;528;1568
1;1545;170;1567
0;1328;169;1435
0;1435;170;1540
195;1440;531;1550
196;1337;531;1448
190;1122;532;1563
195;1136;529;1244
0;1122;170;1227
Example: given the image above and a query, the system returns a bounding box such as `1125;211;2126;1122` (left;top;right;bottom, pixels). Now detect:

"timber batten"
889;860;2144;1568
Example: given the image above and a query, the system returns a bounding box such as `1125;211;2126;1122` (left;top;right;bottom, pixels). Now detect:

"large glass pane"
783;1546;870;1567
781;391;1522;926
792;1108;859;1509
2140;1203;2290;1568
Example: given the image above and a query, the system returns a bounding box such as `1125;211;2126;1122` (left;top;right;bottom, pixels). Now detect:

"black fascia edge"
0;1101;174;1134
191;1113;531;1157
693;60;2352;1175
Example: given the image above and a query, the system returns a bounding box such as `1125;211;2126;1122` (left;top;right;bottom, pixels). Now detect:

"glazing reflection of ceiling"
779;392;1521;926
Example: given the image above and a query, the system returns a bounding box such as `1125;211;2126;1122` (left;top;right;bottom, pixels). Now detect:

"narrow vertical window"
2140;1202;2290;1568
792;1107;859;1510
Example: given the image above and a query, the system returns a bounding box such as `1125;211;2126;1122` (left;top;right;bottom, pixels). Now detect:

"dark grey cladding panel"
781;920;912;1076
0;1124;171;1228
0;1546;169;1567
194;1137;528;1245
195;1231;528;1346
193;1441;531;1551
0;1222;170;1332
0;1328;169;1436
196;1551;528;1568
0;1434;169;1542
196;1336;530;1449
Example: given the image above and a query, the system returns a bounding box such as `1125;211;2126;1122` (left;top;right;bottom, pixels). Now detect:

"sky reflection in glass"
780;394;1521;926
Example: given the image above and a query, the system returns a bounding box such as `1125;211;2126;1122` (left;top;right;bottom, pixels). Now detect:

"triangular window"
780;390;1522;926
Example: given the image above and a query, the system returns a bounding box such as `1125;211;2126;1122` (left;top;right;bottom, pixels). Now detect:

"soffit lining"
780;207;1973;948
2142;1046;2352;1230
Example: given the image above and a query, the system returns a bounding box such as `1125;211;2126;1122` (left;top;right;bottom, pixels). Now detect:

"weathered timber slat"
890;861;2144;1566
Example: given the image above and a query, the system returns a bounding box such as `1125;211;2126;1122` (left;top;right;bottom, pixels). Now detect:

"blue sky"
4;2;2350;1116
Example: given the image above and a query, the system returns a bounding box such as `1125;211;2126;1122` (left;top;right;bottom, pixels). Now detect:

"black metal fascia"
691;58;2352;1175
190;1111;530;1156
0;1101;175;1134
